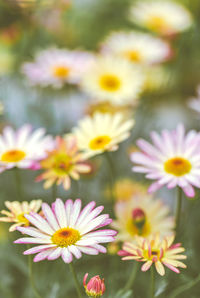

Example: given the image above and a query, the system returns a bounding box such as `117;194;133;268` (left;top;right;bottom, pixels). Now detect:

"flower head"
72;112;134;158
119;234;187;276
129;1;192;36
131;124;200;197
15;198;117;263
83;273;105;297
0;200;42;232
80;55;144;106
101;31;171;65
22;48;93;88
36;136;91;190
0;124;53;172
112;194;174;242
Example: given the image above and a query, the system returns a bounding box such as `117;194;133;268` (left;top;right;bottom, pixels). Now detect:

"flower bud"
132;208;146;233
83;273;105;297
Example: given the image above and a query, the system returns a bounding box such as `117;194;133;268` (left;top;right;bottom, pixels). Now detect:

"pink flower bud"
132;208;146;233
83;273;105;297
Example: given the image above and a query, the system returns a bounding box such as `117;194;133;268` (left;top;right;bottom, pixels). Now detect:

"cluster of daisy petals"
119;234;186;276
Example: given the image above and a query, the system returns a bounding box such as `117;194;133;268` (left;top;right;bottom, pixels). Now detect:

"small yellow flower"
0;200;42;232
86;101;133;118
119;234;187;276
36;136;91;190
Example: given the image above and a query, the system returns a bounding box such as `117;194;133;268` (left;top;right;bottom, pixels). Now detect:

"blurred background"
0;0;200;297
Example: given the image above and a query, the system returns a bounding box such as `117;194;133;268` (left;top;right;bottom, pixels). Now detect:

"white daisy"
72;112;134;158
101;31;171;65
80;55;144;106
0;124;53;172
22;48;94;88
129;1;192;35
15;198;117;263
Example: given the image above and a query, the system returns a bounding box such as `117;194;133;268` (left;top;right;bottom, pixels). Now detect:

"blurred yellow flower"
36;136;91;190
86;101;133;118
0;200;42;232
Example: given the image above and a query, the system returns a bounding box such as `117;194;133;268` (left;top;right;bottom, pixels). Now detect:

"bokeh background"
0;0;200;297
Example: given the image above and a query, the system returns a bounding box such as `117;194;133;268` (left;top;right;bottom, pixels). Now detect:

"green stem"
52;184;57;201
104;152;115;201
27;251;42;298
123;263;138;293
69;262;83;298
150;266;155;298
13;167;23;200
175;187;182;231
169;274;200;298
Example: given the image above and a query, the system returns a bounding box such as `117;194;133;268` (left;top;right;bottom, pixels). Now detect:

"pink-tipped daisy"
119;234;187;276
131;124;200;197
14;198;117;263
0;124;53;172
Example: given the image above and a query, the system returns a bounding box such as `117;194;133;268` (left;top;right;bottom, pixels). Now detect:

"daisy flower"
129;1;192;36
72;112;134;158
36;136;91;190
131;124;200;197
0;124;53;172
101;31;171;65
118;234;187;276
22;48;93;88
80;55;144;106
15;198;117;263
111;194;174;242
0;200;42;232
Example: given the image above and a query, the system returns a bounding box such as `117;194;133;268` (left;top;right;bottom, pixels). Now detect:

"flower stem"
104;152;115;200
175;187;182;231
27;250;42;298
123;263;138;293
169;274;200;298
150;266;155;298
69;262;83;298
13;167;23;200
52;184;57;201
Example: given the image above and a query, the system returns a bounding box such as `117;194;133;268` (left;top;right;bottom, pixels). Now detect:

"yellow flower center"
143;248;161;260
99;74;121;92
146;16;168;33
53;66;70;78
52;154;73;175
51;228;81;247
124;50;141;62
17;213;29;226
1;150;26;163
164;157;192;177
89;135;111;150
126;217;151;237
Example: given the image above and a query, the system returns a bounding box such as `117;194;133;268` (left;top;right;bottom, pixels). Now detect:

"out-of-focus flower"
131;124;200;197
0;124;53;172
101;31;171;65
188;85;200;115
119;234;187;276
80;55;144;106
143;65;172;92
36;136;91;190
86;101;133;118
15;0;53;8
72;112;134;158
107;241;119;255
15;198;117;263
0;200;42;232
22;48;93;88
0;24;21;46
105;178;147;202
83;273;105;297
111;194;174;242
0;45;15;75
129;1;192;36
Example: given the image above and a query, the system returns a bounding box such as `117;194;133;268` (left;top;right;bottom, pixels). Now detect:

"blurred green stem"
52;184;57;200
150;267;155;298
27;247;42;298
175;187;182;231
13;167;23;200
69;263;83;298
169;274;200;298
104;152;115;200
123;263;138;293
